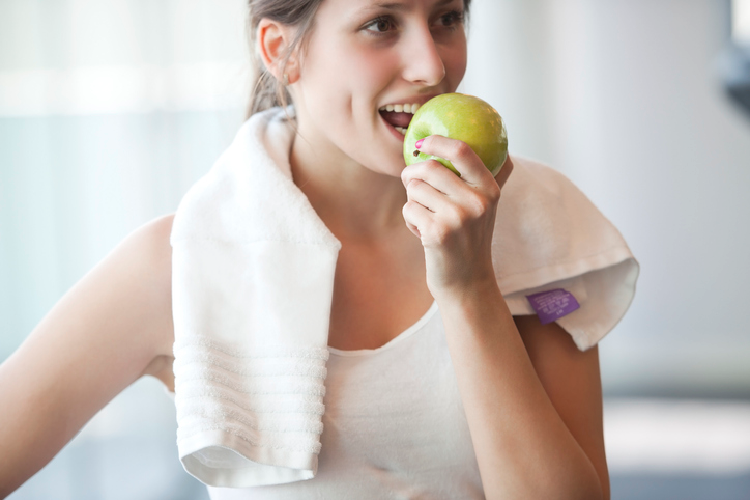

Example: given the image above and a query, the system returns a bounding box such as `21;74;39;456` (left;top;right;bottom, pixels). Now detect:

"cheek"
349;48;397;87
443;45;467;90
299;47;351;123
305;46;395;137
329;47;397;122
304;40;385;105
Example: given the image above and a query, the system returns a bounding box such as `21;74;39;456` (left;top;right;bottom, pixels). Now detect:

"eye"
364;16;397;34
435;9;464;29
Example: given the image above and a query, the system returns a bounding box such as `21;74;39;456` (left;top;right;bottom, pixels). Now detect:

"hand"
401;135;514;297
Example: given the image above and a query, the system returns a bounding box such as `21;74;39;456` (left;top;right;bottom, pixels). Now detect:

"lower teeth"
395;127;406;135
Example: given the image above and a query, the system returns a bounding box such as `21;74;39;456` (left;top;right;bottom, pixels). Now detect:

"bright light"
0;63;251;116
733;0;750;44
605;398;750;475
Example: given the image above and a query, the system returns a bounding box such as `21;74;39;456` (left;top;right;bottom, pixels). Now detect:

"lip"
378;93;443;142
380;113;408;142
379;93;441;109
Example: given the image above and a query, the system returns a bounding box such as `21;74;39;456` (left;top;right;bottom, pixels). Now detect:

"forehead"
315;0;465;19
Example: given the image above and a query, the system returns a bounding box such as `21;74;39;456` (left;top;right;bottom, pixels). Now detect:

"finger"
404;217;422;239
494;154;514;190
404;178;451;214
402;199;433;240
401;159;464;197
415;135;493;185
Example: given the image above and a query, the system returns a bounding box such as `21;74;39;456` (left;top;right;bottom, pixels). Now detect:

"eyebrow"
359;0;458;13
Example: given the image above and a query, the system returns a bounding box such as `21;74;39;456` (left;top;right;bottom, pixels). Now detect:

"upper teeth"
379;103;421;114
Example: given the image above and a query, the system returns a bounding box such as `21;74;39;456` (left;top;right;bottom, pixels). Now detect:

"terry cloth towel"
170;106;639;488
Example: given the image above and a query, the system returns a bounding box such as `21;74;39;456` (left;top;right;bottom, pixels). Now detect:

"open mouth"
378;103;422;135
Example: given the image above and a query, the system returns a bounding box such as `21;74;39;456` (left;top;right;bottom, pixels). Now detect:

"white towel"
493;157;640;350
170;106;639;488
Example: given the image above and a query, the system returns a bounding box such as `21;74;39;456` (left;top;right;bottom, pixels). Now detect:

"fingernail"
414;139;424;149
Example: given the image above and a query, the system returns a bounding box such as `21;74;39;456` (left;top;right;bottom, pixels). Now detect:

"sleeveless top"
205;301;485;499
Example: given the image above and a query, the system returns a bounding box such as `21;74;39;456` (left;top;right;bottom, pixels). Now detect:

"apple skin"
403;93;508;176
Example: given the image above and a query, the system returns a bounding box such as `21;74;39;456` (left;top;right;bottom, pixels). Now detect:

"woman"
0;0;638;498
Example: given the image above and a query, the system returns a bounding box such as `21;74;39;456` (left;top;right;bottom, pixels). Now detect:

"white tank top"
206;301;485;499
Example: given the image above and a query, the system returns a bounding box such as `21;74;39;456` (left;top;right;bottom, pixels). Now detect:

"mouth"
378;102;423;136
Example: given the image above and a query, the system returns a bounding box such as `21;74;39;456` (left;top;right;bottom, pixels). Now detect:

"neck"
290;136;407;241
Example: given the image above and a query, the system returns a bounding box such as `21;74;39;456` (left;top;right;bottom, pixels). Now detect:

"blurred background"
1;0;750;498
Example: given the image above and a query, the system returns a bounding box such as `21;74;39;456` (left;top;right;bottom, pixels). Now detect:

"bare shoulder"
17;212;178;378
121;213;176;354
109;214;177;383
117;214;176;388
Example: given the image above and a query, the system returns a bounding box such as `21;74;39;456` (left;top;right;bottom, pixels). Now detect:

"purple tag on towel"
526;288;580;325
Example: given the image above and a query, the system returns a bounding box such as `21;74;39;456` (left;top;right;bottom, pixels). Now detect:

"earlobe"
257;19;300;85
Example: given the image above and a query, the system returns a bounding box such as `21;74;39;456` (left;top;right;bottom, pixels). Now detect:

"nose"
401;25;445;87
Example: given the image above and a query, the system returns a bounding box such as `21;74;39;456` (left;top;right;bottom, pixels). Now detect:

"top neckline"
327;300;439;357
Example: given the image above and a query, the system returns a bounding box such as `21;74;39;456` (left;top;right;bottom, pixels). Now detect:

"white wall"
0;0;250;356
0;2;246;497
464;0;750;396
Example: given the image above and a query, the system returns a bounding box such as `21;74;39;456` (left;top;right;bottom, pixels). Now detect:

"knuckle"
403;199;418;214
400;168;410;184
430;223;451;246
416;214;448;245
402;200;413;218
408;179;426;196
456;142;475;158
486;183;501;203
453;141;472;159
467;192;490;215
447;204;468;227
425;159;444;172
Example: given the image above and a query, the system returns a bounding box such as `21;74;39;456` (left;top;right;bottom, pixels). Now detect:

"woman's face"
292;0;468;177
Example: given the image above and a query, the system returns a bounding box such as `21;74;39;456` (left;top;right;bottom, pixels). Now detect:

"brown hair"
246;0;472;118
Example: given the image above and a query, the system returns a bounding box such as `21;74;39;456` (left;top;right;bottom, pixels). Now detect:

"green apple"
403;93;508;176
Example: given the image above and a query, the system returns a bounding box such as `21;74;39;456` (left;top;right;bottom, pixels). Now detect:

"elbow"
542;474;604;500
545;457;608;500
560;443;610;500
486;464;607;500
568;461;608;500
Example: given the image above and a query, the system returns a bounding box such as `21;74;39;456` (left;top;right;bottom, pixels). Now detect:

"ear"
257;19;300;85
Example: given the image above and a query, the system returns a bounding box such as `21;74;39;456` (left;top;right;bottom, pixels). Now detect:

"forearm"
0;337;89;497
435;280;604;500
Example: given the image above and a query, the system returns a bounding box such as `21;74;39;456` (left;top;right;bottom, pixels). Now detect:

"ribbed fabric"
173;342;329;480
170;107;341;487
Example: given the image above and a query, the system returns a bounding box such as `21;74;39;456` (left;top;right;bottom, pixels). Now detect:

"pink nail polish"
414;139;424;149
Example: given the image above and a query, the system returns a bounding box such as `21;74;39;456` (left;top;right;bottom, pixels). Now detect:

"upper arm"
0;214;175;496
514;314;611;500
